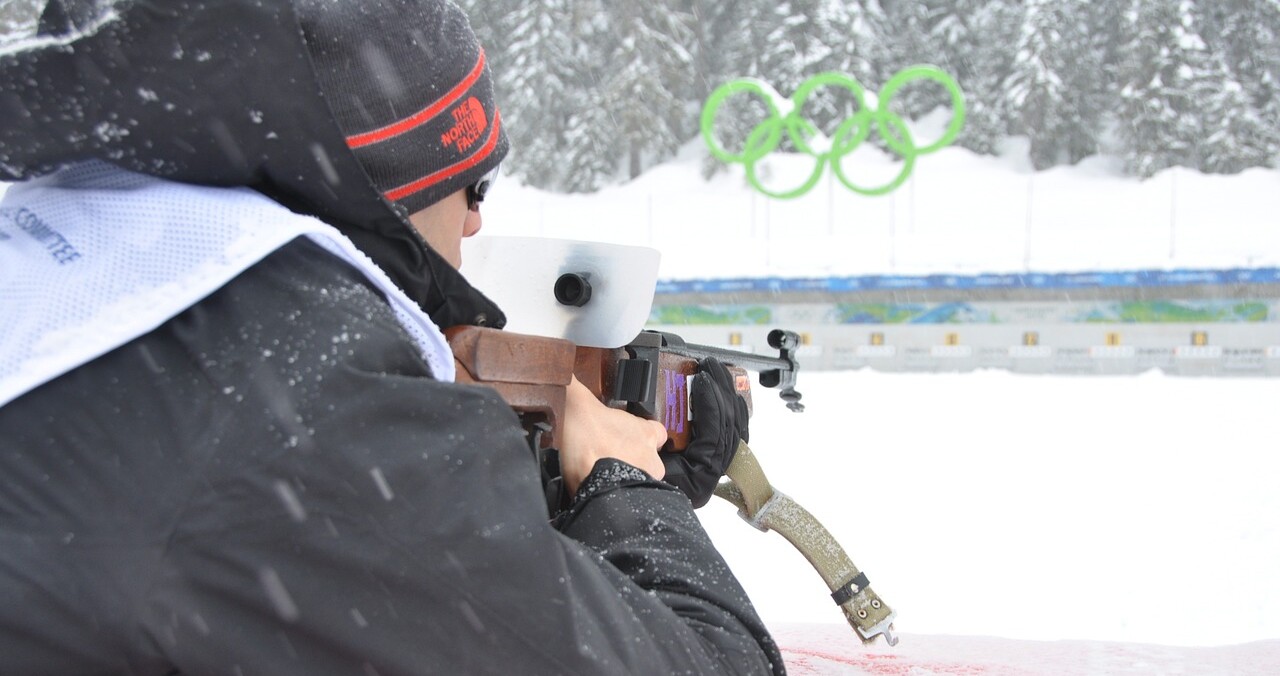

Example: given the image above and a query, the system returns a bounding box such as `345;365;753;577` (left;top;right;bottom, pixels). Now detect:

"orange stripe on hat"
383;110;502;202
345;49;488;150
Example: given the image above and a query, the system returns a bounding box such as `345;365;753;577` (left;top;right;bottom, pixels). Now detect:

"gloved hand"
660;357;749;508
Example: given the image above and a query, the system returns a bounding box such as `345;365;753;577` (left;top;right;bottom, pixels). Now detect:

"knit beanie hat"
298;0;508;217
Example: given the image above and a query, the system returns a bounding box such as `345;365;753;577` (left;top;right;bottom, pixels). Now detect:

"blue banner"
655;268;1280;296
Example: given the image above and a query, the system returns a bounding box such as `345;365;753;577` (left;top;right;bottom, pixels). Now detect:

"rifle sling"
714;441;898;646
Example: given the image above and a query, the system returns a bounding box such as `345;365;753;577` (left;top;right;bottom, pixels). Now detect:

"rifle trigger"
528;421;552;454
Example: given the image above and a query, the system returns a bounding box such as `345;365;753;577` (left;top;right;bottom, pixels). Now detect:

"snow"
480;138;1280;658
701;370;1279;649
3;107;1277;664
481;112;1280;278
776;623;1280;675
0;5;120;56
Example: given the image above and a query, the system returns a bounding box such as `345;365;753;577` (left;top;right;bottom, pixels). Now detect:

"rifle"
445;323;899;646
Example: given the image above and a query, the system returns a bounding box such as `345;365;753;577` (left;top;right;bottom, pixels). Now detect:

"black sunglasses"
466;164;501;212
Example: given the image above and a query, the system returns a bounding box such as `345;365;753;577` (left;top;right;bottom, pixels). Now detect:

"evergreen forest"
458;0;1280;191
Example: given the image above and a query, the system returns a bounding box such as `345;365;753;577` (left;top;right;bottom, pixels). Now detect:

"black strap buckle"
831;572;870;606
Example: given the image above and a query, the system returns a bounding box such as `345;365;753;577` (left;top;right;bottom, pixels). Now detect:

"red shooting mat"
772;623;1280;676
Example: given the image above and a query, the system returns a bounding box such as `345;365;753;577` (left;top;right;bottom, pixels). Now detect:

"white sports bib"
0;161;454;408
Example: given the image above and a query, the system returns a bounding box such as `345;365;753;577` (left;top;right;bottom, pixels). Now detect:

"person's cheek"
463;210;483;238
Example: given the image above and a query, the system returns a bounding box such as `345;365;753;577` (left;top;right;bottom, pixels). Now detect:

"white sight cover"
460;236;660;348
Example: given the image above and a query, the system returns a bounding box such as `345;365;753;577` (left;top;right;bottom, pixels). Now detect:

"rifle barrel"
663;342;794;375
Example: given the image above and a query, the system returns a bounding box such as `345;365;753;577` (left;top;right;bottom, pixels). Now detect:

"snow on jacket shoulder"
0;238;784;675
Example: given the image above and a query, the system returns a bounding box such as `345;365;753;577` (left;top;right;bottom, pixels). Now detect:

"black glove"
660;357;749;508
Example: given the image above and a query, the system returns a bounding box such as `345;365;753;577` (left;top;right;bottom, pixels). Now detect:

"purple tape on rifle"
663;369;685;434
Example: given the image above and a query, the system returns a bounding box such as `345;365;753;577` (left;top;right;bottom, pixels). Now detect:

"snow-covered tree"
927;0;985;87
1213;0;1280;164
1195;65;1273;172
675;0;776;178
466;0;611;190
822;0;885;87
875;0;942;118
453;0;1279;189
682;0;767;97
811;0;885;131
0;0;42;48
1089;0;1129;73
949;0;1019;155
756;0;836;97
1005;0;1104;168
1118;0;1228;176
1117;0;1271;176
600;1;697;180
754;0;886;143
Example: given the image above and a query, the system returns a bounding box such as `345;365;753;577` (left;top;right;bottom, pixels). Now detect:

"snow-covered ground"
482;135;1280;659
481;113;1280;279
775;623;1280;675
4;120;1277;662
702;370;1280;649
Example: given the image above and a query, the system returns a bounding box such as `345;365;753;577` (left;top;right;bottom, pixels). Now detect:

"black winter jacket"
0;239;784;674
1;2;783;671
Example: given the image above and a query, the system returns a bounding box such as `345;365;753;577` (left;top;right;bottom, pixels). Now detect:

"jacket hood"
0;0;505;329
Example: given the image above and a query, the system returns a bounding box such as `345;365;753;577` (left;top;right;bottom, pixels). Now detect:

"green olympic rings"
700;65;966;198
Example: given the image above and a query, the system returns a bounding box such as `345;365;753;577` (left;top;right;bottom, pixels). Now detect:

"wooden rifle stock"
445;327;790;451
444;326;577;450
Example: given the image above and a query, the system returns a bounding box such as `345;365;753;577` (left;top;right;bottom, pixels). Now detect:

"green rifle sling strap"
714;441;898;646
